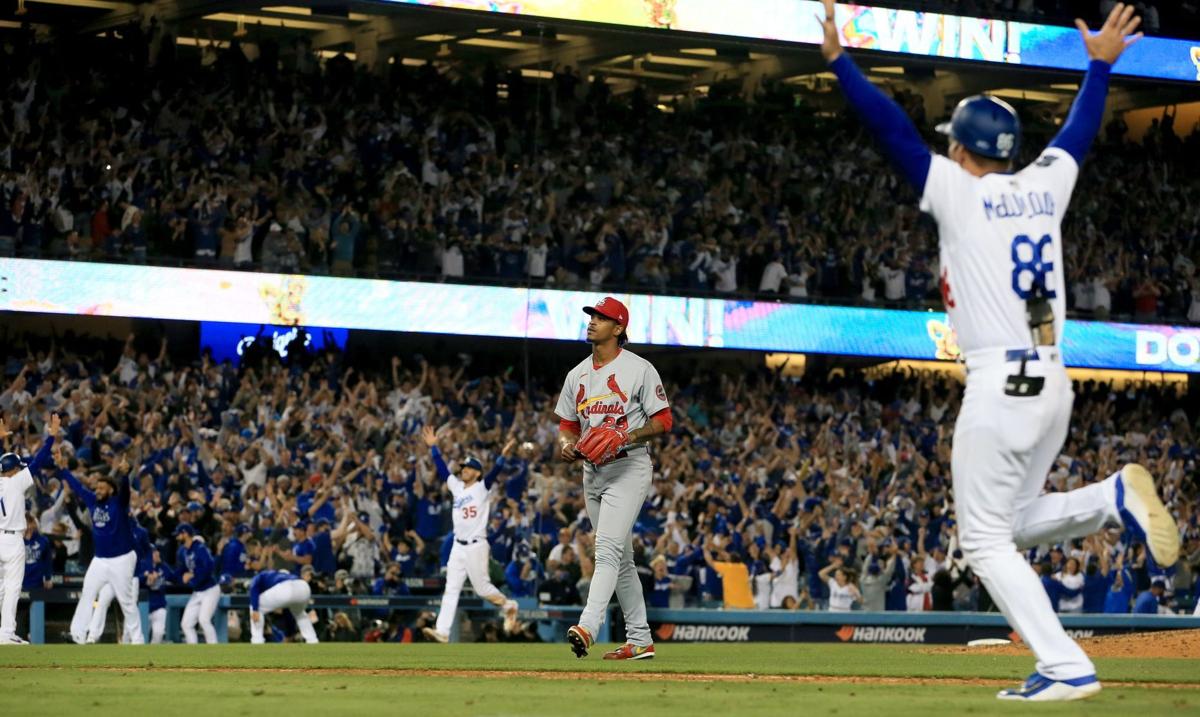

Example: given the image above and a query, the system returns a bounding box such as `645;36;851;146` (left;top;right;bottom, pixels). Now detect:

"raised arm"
422;425;452;480
483;439;516;490
26;414;60;475
1048;4;1142;163
57;466;95;504
818;1;931;192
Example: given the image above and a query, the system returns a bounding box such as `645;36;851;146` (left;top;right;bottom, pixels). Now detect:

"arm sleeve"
483;456;505;491
639;363;670;417
249;576;262;610
25;436;55;475
190;547;215;586
429;446;451;481
1048;60;1111;165
650;407;674;433
553;372;579;422
119;472;131;506
58;468;95;504
829;54;932;193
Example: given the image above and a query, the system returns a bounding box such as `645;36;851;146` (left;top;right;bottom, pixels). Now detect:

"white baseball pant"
578;452;652;647
953;350;1119;682
88;575;140;642
149;608;166;644
0;534;25;641
250;580;318;644
69;550;143;644
181;585;221;644
434;540;503;638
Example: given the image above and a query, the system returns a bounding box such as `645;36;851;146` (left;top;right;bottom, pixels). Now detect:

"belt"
964;346;1061;371
456;538;481;546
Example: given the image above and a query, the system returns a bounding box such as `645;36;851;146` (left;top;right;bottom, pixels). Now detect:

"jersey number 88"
1010;234;1057;300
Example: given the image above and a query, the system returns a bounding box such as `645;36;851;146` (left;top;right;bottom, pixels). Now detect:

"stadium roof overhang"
3;0;1197;115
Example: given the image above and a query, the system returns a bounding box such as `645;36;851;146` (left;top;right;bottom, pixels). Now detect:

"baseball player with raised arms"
248;569;319;644
56;441;145;645
818;1;1177;701
556;296;673;660
420;425;520;643
0;415;57;644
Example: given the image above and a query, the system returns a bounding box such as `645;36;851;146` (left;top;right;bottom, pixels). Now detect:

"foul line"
9;666;1200;690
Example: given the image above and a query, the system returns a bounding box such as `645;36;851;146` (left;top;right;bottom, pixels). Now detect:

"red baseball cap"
583;296;629;327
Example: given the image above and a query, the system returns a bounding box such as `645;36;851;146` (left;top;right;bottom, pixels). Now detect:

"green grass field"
1;643;1196;716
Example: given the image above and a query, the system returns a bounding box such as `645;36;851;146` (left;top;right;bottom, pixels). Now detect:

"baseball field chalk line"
14;667;1198;690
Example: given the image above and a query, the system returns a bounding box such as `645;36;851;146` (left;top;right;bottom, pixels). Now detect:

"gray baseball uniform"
555;348;669;646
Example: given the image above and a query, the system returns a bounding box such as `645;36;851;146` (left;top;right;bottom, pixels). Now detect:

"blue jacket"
220;537;250;577
23;533;53;589
1133;590;1161;615
248;570;301;611
312;530;337;576
59;468;136;558
174;539;217;592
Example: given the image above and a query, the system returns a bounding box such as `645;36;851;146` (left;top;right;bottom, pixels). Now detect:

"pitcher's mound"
932;629;1200;659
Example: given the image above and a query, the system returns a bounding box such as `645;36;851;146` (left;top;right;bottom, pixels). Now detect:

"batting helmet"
936;95;1021;161
0;453;25;474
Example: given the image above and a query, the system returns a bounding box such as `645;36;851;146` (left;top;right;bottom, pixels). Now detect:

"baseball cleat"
0;635;29;645
603;643;655;660
421;627;449;644
566;625;594;658
1116;464;1180;566
997;673;1101;702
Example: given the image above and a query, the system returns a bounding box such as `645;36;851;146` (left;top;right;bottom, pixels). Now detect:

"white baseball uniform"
432;459;506;638
555;347;670;646
250;578;318;644
0;465;35;641
924;148;1122;681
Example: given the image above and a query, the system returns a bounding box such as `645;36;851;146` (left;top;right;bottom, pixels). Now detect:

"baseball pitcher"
556;296;673;660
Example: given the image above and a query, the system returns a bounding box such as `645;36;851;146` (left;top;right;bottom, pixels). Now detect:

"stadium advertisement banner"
2;258;1199;373
386;0;1200;83
650;622;1189;644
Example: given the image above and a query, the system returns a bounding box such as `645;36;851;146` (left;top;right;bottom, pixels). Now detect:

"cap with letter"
583;296;630;344
462;456;483;473
174;523;196;537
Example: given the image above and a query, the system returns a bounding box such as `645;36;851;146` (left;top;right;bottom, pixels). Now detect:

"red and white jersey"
0;467;34;532
448;475;490;543
554;349;669;443
920;147;1078;359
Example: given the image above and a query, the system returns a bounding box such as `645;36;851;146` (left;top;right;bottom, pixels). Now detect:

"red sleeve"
559;418;581;434
651;408;673;432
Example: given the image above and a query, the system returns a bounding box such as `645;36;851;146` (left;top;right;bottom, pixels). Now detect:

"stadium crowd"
2;24;1200;325
1;330;1197;642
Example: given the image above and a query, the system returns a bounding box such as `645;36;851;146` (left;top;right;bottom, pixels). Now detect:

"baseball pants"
579;452;652;647
434;541;503;637
149;608;166;644
0;534;25;640
251;580;317;643
953;350;1119;682
88;575;141;643
181;585;221;644
70;551;143;644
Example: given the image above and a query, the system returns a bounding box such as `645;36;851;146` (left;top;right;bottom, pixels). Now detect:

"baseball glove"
575;426;629;466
